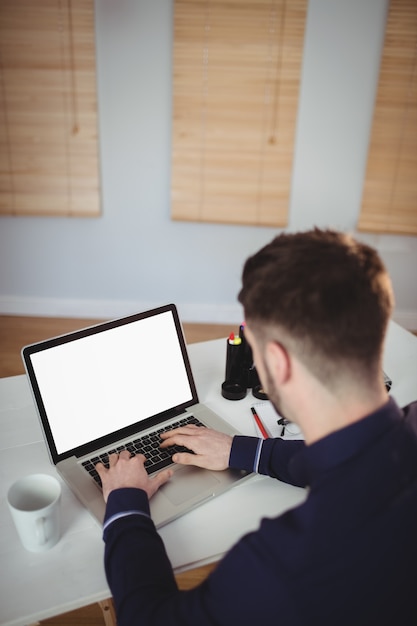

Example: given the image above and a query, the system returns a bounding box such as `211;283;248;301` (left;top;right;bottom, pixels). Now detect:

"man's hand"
160;425;233;471
96;450;173;503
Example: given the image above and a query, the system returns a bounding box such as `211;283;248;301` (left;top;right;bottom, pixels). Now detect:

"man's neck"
284;364;389;445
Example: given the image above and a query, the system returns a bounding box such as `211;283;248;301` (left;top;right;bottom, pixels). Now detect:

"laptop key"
145;457;173;475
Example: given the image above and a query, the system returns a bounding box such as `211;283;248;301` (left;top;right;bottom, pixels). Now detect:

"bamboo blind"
358;0;417;235
171;0;307;227
0;0;100;217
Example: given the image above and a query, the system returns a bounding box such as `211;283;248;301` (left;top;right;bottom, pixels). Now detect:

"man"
96;229;417;626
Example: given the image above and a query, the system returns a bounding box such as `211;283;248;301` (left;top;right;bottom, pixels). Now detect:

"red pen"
251;406;268;439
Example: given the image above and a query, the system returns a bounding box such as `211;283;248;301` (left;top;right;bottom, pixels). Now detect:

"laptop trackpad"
161;466;220;506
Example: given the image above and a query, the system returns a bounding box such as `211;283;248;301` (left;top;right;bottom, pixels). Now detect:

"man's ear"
265;340;291;385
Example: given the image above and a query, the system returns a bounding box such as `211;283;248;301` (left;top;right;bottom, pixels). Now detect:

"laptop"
22;304;252;528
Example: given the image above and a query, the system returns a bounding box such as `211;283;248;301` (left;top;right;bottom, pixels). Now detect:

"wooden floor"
0;315;233;378
0;315;234;626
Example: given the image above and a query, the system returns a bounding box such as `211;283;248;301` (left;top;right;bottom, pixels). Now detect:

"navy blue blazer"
102;398;417;625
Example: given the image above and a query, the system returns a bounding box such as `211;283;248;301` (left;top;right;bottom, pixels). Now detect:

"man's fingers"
94;450;173;501
160;435;191;450
148;468;173;498
154;468;173;487
109;452;120;466
160;427;204;451
96;450;135;476
172;452;204;467
160;425;201;442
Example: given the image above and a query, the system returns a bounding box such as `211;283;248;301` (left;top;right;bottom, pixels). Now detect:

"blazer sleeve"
102;487;297;626
229;435;307;487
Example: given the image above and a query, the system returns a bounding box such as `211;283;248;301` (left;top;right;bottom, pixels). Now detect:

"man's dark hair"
238;228;394;384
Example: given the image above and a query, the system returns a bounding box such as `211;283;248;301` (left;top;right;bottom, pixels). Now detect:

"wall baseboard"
0;296;415;331
0;296;244;326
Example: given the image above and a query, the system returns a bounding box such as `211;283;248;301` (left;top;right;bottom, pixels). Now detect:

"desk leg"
98;598;117;626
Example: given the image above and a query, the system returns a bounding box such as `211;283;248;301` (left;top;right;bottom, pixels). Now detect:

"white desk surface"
1;321;416;626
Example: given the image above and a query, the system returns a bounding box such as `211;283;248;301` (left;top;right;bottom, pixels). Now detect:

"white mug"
7;474;61;552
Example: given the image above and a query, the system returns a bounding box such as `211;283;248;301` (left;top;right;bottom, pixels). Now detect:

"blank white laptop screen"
29;311;193;455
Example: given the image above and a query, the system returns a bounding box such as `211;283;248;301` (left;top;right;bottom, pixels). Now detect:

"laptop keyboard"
81;414;205;487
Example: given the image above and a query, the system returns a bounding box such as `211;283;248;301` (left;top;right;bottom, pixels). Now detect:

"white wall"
0;0;416;329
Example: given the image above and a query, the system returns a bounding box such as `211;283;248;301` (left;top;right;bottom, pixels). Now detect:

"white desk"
1;322;416;626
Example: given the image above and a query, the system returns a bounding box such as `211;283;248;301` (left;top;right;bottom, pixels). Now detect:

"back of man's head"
238;228;394;387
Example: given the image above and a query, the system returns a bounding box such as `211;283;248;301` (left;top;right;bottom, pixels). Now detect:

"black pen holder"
221;332;264;401
224;341;244;382
221;339;247;400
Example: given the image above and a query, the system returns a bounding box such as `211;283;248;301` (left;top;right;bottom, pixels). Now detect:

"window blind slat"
171;0;306;227
0;0;100;217
358;0;417;235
